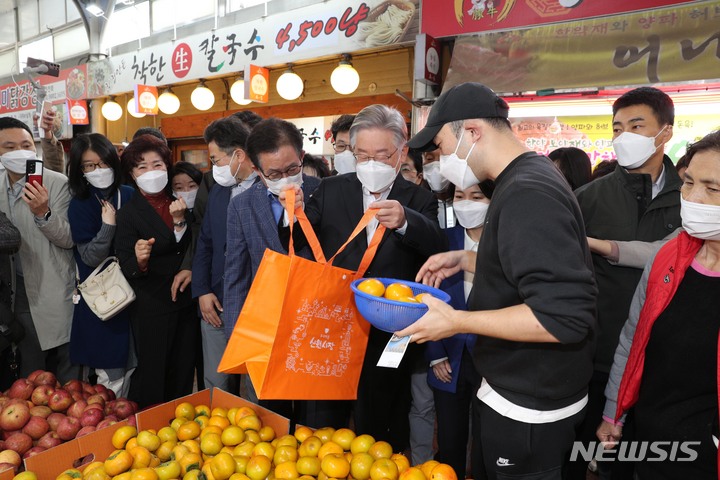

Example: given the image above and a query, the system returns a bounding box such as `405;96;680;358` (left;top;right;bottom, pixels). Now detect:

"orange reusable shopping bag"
218;190;384;400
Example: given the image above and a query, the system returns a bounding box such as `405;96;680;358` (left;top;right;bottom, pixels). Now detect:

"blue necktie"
270;196;283;224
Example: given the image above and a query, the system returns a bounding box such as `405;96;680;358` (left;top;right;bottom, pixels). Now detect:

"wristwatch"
36;209;51;221
173;220;187;228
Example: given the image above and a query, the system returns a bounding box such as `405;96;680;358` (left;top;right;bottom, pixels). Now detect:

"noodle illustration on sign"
358;0;415;47
285;299;355;377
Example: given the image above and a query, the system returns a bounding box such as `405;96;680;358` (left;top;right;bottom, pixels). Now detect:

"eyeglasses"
259;162;303;181
353;147;399;164
332;142;353;153
400;165;418;178
81;161;109;173
209;152;232;166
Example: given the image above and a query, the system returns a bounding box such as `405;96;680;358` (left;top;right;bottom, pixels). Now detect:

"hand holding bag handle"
285;188;384;277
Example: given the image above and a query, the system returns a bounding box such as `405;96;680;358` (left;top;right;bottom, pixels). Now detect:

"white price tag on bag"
377;334;412;368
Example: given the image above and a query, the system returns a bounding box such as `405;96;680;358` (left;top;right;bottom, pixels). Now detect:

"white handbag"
76;192;135;321
77;256;136;321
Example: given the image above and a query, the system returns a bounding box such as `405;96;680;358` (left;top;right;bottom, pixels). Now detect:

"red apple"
22;446;47;460
7;379;34;400
22;415;50;440
37;431;61;449
48;389;73;412
112;400;134;420
0;401;30;431
4;432;33;456
82;384;95;397
2;430;19;441
71;391;83;402
56;416;81;441
126;415;137;427
63;379;83;393
26;370;44;384
96;417;117;430
66;400;87;419
34;371;56;387
30;385;54;406
47;412;65;431
86;394;105;407
0;450;20;468
80;408;104;427
0;395;9;409
106;389;116;401
128;400;138;413
29;405;52;418
83;403;104;414
76;425;96;437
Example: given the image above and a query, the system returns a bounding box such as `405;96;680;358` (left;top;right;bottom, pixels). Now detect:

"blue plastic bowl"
350;277;452;333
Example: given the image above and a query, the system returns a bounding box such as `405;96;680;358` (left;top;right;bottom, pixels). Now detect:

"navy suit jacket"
222;175;321;338
425;225;477;393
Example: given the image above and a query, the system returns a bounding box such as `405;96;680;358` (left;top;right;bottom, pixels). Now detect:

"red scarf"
143;191;174;231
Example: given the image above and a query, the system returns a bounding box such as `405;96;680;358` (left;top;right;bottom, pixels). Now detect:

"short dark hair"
132;127;167;144
407;149;423;174
246;118;303;169
685;130;720;167
231;110;263;128
448;179;495;200
67;134;123;199
548;147;592;191
612;87;674;126
171;161;203;186
0;117;32;137
121;134;173;193
592;160;618;180
204;116;251;154
302;153;330;178
331;114;355;140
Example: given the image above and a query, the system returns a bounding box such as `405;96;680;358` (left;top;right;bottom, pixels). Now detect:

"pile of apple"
0;370;138;474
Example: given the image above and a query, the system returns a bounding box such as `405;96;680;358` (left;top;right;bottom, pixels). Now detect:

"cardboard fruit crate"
23;420;129;480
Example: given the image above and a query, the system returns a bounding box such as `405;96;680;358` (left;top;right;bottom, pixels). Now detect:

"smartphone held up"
26;159;43;187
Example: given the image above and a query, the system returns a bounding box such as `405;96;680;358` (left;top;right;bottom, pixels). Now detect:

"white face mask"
356;160;398;193
84;168;115;189
423;161;449;192
174;189;198;209
135;170;168;194
439;132;481;190
681;196;720;241
264;171;304;196
212;154;241;188
334;151;356;174
1;149;38;174
613;126;667;170
452;200;489;229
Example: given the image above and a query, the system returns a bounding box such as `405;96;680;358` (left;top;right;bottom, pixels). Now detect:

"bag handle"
82;256;119;283
328;209;385;278
286;189;326;263
284;189;384;276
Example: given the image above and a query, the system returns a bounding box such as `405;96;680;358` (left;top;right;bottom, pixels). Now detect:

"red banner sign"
422;0;703;38
66;100;89;125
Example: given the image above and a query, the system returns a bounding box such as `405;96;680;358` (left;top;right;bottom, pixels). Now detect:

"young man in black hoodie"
400;82;597;480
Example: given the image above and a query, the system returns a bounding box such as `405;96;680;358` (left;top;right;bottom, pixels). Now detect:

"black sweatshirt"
468;152;598;411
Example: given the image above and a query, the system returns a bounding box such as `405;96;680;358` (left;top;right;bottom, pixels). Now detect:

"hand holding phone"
37;101;53;139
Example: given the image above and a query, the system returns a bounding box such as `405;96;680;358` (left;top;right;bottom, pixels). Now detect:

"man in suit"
223;118;321;423
282;104;447;450
192;116;258;394
0;117;75;383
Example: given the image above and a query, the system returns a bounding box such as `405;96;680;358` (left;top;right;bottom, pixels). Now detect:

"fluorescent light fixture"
85;3;104;16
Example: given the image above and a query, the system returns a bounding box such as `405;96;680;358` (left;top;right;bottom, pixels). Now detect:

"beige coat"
0;169;74;350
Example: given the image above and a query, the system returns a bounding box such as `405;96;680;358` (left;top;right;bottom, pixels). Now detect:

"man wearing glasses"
223;118;321;422
281;105;447;449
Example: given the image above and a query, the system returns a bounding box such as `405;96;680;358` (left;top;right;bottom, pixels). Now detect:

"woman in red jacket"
598;130;720;479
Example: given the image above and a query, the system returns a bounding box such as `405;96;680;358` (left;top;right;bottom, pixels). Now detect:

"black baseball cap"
408;82;510;151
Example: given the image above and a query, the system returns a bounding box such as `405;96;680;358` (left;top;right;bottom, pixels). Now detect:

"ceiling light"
276;65;304;101
157;88;180;114
127;96;146;118
85;3;104;16
230;78;252;106
101;97;122;121
330;54;360;95
191;80;215;111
